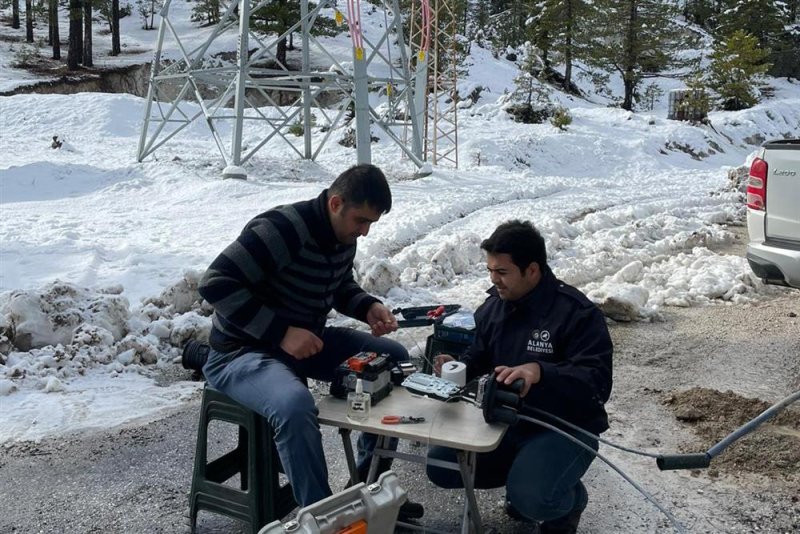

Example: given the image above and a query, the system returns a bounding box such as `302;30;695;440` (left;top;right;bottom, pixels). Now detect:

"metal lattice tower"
409;0;459;168
136;0;425;174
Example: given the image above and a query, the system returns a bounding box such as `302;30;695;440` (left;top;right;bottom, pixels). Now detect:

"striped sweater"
199;190;379;352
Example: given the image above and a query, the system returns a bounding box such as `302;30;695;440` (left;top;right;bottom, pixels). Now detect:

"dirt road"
1;288;798;533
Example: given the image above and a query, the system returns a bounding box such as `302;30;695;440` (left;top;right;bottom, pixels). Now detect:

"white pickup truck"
746;139;800;289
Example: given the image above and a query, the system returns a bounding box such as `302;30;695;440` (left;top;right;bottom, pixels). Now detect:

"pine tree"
788;0;798;22
712;0;792;79
190;0;220;25
585;0;695;110
67;0;82;69
770;30;800;80
527;0;594;92
715;0;784;49
485;0;526;48
49;0;60;59
136;0;162;30
682;0;720;29
112;0;120;55
250;0;300;68
249;0;336;69
97;0;122;54
83;0;93;67
25;0;33;41
708;29;771;110
12;0;20;29
512;46;550;106
466;0;491;44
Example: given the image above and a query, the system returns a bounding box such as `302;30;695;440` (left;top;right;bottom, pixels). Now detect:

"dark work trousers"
203;326;408;506
426;424;598;522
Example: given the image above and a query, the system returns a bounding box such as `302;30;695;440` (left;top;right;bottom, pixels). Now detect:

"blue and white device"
401;372;461;400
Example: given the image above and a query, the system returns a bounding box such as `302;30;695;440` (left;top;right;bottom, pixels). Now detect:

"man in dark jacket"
428;220;613;534
198;164;410;509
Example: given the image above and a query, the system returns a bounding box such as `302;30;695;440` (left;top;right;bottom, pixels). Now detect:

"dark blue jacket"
461;269;613;434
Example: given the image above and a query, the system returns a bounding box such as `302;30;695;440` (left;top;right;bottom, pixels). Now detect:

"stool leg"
188;387;296;534
239;426;249;491
189;390;211;533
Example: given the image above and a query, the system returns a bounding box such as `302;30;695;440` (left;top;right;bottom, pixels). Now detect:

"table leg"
365;434;391;483
456;450;483;534
338;428;360;485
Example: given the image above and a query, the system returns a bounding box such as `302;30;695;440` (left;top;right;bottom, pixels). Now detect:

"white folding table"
317;387;507;534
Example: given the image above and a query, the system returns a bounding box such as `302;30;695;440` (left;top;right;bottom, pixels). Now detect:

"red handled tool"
426;305;446;319
381;415;425;424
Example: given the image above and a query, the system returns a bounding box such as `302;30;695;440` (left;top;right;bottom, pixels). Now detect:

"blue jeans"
426;425;597;522
202;327;408;506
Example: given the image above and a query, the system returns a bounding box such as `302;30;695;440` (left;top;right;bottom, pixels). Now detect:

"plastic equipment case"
393;305;475;375
423;326;474;374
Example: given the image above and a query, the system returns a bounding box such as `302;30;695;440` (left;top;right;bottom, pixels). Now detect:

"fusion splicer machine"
330;352;393;404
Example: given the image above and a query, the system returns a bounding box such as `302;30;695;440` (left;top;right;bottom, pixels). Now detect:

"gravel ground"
1;272;798;533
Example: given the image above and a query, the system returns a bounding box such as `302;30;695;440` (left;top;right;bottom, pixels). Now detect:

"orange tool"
381;415;425;424
426;305;446;319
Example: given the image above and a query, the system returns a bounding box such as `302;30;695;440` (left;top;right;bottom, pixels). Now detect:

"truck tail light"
746;157;768;210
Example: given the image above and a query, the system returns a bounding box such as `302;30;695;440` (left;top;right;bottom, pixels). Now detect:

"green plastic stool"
189;385;296;534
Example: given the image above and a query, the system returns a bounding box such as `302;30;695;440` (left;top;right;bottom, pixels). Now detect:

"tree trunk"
540;30;550;69
149;0;156;29
50;0;61;59
83;0;92;67
12;0;20;29
111;0;120;55
621;0;638;111
67;0;82;69
622;76;635;111
25;0;34;42
277;36;287;67
563;0;573;92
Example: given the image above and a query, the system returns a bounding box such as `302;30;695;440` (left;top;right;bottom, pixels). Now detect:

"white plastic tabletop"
316;386;507;452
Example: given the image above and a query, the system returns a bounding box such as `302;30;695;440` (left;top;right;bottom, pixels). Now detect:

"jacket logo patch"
528;329;553;354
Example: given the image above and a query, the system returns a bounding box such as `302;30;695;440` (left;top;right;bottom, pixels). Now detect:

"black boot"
352;459;424;521
397;500;425;521
504;500;535;523
539;481;588;534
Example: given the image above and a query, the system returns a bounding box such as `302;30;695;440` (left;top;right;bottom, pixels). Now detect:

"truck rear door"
765;140;800;244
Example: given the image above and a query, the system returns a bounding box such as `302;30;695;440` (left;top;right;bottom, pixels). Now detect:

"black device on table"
329;351;394;404
393;304;476;374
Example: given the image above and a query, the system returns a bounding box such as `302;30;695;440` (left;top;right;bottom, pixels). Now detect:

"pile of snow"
585;249;770;321
0;273;211;398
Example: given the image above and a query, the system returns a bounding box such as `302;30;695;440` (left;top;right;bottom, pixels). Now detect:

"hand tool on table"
381;415;425;424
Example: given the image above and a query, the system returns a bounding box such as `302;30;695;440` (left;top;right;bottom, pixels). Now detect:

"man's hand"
433;354;455;376
366;302;399;336
494;363;541;397
280;326;323;360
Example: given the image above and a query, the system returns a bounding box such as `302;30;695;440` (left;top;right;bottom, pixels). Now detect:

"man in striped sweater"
199;164;410;509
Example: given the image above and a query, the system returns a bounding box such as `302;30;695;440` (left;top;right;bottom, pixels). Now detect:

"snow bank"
0;273;212;399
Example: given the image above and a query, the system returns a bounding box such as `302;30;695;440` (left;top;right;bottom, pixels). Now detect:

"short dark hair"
481;220;548;273
329;164;392;214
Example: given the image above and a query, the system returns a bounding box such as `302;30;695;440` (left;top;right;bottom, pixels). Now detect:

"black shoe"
347;457;395;487
504;500;535;523
539;481;588;534
397;499;425;521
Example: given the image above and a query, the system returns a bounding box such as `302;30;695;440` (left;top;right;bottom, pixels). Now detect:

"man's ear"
525;262;540;278
328;194;345;214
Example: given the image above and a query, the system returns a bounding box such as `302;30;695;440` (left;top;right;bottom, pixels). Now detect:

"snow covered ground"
1;4;800;446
